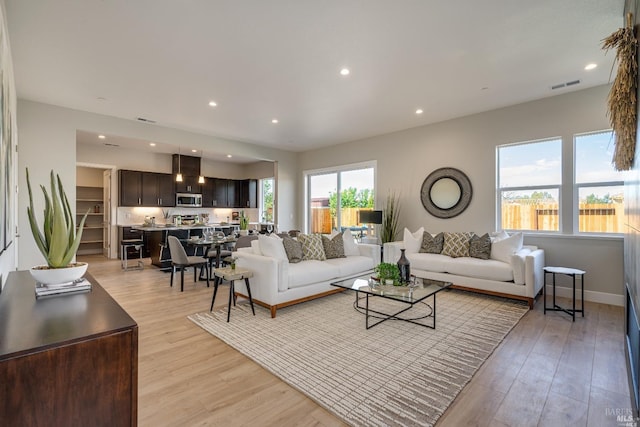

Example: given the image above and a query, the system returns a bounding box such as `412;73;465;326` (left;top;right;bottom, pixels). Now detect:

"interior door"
103;170;112;257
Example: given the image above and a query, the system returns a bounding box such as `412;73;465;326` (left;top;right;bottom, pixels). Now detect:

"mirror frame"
420;167;473;218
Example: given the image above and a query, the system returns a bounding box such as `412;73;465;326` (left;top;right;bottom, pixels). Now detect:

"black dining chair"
167;236;210;291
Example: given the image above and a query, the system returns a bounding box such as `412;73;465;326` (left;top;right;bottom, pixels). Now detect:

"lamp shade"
358;210;382;224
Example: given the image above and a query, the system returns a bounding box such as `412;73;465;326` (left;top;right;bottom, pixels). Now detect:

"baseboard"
544;285;623;306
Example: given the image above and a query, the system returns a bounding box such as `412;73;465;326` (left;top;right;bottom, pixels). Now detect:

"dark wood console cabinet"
0;271;138;426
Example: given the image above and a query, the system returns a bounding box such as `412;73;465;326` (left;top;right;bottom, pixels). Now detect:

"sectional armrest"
235;251;288;301
524;248;545;297
383;241;403;264
356;243;381;264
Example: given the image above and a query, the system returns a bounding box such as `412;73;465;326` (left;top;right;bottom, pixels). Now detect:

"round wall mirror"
420;167;472;218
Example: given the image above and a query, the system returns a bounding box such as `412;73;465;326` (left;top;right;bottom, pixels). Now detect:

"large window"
259;178;274;223
497;138;562;231
306;163;375;234
575;130;626;234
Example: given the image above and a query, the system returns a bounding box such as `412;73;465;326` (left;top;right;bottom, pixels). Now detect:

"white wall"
17;100;298;270
299;84;624;304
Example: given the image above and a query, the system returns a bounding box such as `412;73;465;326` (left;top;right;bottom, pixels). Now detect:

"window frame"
259;177;274;224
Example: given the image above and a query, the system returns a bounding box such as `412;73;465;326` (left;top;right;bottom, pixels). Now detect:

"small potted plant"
374;262;401;285
239;210;249;236
26;169;90;285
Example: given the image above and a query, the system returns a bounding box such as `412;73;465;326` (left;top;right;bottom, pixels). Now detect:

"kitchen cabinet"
119;170;143;206
172;154;201;193
175;175;201;194
0;271;138;426
240;179;258;208
76;186;105;255
227;179;240;208
214;178;229;207
142;172;174;207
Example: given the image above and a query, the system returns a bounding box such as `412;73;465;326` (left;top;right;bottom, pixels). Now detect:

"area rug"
188;289;528;427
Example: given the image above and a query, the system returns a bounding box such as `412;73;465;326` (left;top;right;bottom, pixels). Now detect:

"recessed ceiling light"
208;101;217;107
415;109;423;115
149;142;156;147
191;149;197;153
227;154;232;158
272;119;279;124
340;68;350;76
98;134;106;139
585;63;597;71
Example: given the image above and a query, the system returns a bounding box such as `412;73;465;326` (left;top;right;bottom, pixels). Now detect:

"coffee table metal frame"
331;275;451;329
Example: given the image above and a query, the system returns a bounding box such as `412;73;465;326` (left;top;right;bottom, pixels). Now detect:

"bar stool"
543;266;585;321
210;266;255;322
121;239;144;270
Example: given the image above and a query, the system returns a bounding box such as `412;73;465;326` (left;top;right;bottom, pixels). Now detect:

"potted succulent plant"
374;262;401;285
26;169;90;285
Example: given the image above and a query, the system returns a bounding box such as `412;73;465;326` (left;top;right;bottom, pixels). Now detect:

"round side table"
543;266;585;322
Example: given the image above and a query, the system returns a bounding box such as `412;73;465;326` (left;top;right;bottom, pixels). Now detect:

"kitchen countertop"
129;223;239;231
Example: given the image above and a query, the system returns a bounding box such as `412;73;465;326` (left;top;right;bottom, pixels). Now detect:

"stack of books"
35;278;92;297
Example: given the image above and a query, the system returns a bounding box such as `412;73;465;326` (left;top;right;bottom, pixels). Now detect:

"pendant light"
176;148;183;182
198;150;205;184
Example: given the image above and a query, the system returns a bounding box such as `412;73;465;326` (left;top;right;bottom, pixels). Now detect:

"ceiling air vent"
136;117;157;123
551;79;581;90
104;143;120;147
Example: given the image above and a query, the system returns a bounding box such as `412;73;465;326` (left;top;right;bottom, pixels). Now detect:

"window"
259;178;274;223
497;138;562;231
305;163;375;235
575;130;626;234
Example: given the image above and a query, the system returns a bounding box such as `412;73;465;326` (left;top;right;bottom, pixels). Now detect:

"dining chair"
167;235;210;291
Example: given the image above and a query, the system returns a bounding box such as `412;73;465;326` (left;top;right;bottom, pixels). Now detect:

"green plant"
381;191;401;243
26;169;89;268
374;262;401;285
239;210;249;230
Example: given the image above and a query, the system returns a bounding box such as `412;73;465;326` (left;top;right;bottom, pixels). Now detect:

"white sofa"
234;235;380;317
383;230;545;308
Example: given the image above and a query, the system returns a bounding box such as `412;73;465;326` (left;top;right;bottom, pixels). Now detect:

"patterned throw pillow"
441;232;473;258
469;233;491;259
282;235;303;263
322;234;346;259
298;233;326;261
419;232;444;254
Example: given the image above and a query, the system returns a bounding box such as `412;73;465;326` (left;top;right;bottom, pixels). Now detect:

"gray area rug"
188;289;528;427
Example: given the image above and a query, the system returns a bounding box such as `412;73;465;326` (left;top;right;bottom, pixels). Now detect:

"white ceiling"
5;0;625;153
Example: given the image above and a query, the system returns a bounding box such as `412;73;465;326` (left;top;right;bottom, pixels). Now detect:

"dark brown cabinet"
172;154;201;193
0;271;138;426
240;179;258;208
119;170;143;206
214;178;229;207
142;172;174;207
175;175;201;194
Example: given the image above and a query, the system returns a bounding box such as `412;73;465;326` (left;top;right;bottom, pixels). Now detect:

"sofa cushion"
407;252;451;273
404;227;425;253
419;232;444;254
322;234;346;259
469;233;491;260
258;234;288;261
325;255;375;277
442;232;473;258
298;233;327;261
282;235;303;263
490;232;523;264
446;257;514;282
342;229;360;256
287;260;340;289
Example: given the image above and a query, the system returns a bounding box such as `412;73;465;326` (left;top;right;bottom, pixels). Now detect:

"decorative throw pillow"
469;233;491;260
298;233;326;261
441;232;473;258
282;235;303;263
490;230;510;243
342;229;360;256
490;232;523;264
403;227;425;253
258;234;288;261
322;234;346;259
419;232;444;254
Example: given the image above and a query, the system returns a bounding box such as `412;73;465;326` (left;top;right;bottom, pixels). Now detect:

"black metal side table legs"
543;266;586;322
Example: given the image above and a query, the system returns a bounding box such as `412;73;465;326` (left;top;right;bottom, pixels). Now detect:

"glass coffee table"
331;275;451;329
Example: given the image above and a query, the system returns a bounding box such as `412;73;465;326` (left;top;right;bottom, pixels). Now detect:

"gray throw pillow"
419;232;444;254
469;233;491;260
282;235;303;263
321;234;346;259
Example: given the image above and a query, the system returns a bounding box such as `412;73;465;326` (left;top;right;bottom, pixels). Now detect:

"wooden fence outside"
501;203;624;232
310;207;369;234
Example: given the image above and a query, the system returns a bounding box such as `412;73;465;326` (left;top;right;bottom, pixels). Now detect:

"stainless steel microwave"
176;193;202;207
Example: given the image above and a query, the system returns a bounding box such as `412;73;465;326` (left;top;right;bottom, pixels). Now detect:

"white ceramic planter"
29;262;88;286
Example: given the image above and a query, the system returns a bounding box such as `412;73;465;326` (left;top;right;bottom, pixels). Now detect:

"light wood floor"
81;255;633;426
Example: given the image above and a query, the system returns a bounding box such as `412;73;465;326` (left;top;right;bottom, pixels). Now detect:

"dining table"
185;236;237;278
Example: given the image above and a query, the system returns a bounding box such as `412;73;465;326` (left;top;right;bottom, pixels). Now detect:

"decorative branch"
602;12;638;171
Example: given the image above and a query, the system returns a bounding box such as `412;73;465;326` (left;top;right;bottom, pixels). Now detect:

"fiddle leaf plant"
26;168;89;268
